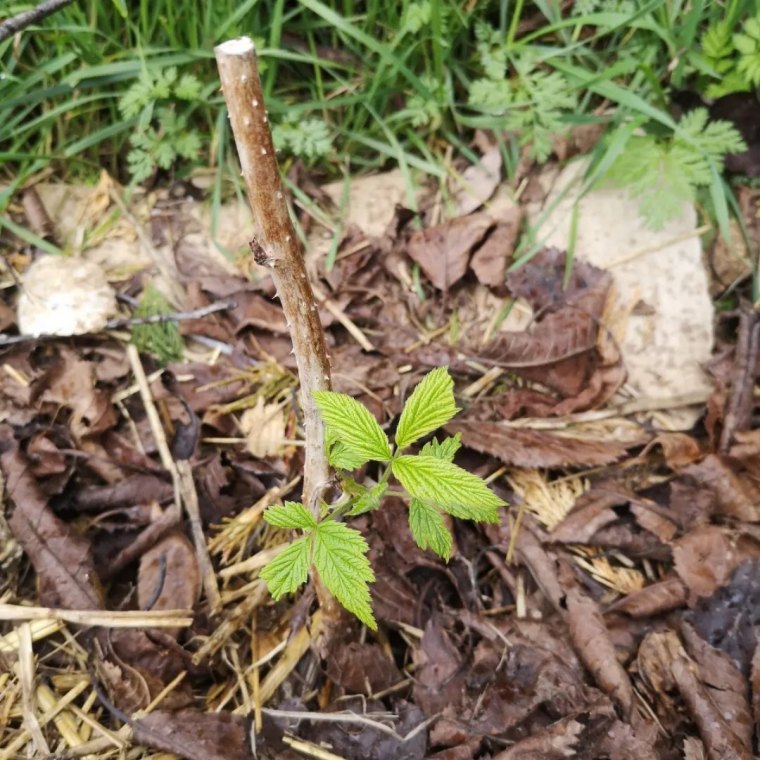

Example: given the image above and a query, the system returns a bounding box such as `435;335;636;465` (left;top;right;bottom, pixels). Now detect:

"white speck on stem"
276;191;283;199
241;75;248;83
252;98;259;107
261;147;267;155
244;117;251;126
285;235;291;242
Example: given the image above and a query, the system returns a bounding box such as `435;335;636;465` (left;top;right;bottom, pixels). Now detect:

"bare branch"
0;0;74;43
215;37;345;637
214;37;331;517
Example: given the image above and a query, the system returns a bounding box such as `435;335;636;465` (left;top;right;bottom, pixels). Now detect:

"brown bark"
214;37;331;515
214;37;344;638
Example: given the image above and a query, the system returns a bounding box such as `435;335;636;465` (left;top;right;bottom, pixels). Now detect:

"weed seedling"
261;367;506;629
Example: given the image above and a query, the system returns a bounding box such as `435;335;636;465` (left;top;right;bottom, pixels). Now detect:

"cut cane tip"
215;37;255;55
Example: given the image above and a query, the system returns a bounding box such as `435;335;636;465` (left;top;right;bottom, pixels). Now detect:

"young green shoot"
261;367;506;629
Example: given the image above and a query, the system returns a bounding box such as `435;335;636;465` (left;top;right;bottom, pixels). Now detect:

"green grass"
0;0;756;244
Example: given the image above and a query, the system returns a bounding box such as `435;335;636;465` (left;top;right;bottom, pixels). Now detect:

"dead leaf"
326;641;402;694
107;628;193;709
491;715;584;759
406;213;493;291
412;619;465;716
469;212;522;289
132;709;253;760
75;474;173;512
680;621;753;751
40;348;117;439
531;159;714;430
137;531;200;634
608;576;687;618
673;526;760;602
561;569;634;716
641;432;703;470
0;425;103;610
671;656;753;760
239;397;285;458
302;697;426;760
681;455;760;522
447;421;631;468
452;146;502;216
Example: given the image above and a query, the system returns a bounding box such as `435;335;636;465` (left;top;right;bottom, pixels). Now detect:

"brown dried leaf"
469;211;522;289
412;620;465;716
132;709;253;760
751;634;760;728
75;474;173;512
40;349;116;438
607;576;687;618
492;715;584;759
629;502;678;543
551;489;624;543
671;656;753;760
641;432;703;470
447;421;630;468
406;213;493;291
137;531;200;631
680;622;753;750
681;455;760;522
0;425;103;610
303;698;426;760
672;526;760;602
452;146;502;216
239;397;285;458
108;628;192;709
562;571;634;716
325;641;403;694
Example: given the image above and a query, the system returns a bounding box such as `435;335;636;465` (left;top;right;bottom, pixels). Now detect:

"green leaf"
395;368;459;450
174;73;202;100
126;148;155;183
420;433;462;462
327;439;371;471
313;521;376;629
153;140;176;170
260;537;311;599
408;498;453;560
174;131;201;161
348;481;388;516
702;21;734;60
392;455;504;523
314;391;391;465
263;502;317;530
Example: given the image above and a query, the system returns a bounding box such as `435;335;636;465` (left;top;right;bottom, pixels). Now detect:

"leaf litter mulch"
2;144;760;759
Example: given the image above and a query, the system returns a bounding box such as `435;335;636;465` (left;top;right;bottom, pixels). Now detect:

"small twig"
176;459;223;613
0;0;73;43
719;300;760;453
126;345;221;613
106;300;236;329
0;603;192;628
17;623;50;755
311;283;375;352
